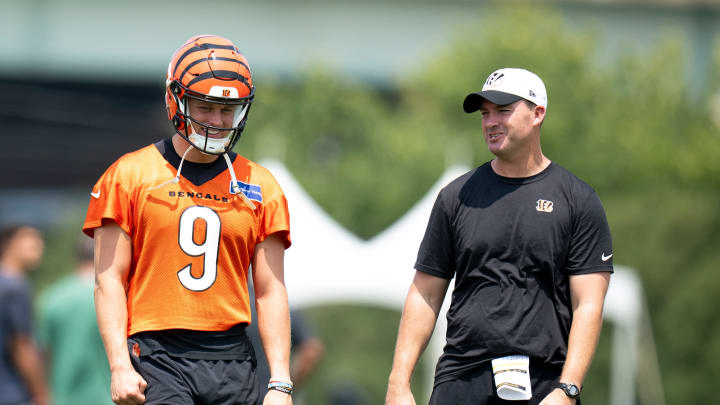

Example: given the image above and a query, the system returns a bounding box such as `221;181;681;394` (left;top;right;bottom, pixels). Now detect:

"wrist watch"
558;382;581;399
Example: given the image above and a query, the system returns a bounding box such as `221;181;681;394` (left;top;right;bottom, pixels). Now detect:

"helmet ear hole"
173;117;183;130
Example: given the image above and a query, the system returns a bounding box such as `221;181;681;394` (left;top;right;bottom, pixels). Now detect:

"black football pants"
129;345;260;405
429;360;581;405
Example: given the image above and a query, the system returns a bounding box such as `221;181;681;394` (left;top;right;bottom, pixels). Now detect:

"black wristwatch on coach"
558;382;581;399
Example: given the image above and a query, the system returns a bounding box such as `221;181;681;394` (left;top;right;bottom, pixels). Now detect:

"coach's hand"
263;388;293;405
385;382;416;405
539;388;576;405
111;366;147;405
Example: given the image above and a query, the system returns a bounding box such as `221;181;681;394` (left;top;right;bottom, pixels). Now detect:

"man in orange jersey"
84;35;294;405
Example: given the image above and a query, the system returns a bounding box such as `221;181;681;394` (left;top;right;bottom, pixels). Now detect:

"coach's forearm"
388;271;449;386
561;273;611;387
388;298;436;386
560;300;604;386
256;286;292;379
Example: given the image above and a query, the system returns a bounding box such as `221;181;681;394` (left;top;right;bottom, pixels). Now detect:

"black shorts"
429;360;581;405
128;341;260;405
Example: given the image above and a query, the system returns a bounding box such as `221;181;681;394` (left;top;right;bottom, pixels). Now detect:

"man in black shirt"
386;68;613;405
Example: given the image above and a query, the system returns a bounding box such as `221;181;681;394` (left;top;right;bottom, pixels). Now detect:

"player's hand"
263;388;293;405
385;382;416;405
538;388;576;405
110;366;147;405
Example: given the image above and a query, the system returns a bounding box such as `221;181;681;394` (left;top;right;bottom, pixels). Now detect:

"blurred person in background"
247;283;324;404
36;234;112;405
84;34;293;405
386;68;612;405
328;381;371;405
0;225;50;405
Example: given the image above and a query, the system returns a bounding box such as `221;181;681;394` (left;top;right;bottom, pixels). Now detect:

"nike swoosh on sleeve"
90;190;101;198
601;253;613;261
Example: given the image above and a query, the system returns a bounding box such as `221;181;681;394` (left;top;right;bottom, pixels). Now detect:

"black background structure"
0;78;168;188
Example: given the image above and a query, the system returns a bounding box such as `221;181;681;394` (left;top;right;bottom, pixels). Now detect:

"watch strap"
558;382;581;399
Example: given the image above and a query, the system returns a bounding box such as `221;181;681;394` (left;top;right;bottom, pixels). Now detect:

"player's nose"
207;109;224;127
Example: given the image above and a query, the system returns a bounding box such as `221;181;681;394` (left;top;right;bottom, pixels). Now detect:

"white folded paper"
491;355;532;401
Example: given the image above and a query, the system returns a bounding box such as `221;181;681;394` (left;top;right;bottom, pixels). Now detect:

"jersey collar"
154;137;238;187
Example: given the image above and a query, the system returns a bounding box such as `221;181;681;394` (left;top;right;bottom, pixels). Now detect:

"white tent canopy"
264;160;661;405
268;160;468;309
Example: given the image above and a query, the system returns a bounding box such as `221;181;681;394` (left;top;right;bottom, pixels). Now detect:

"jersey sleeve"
257;174;291;249
82;159;134;238
567;191;614;274
415;191;456;279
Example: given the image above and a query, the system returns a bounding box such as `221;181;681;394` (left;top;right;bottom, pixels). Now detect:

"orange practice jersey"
83;140;291;336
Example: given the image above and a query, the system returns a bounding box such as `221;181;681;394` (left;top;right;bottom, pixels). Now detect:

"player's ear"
533;105;546;126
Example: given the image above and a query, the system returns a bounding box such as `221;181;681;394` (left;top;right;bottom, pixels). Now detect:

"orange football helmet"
165;35;254;154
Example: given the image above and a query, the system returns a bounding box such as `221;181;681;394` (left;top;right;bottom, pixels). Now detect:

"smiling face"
478;99;545;161
187;98;239;139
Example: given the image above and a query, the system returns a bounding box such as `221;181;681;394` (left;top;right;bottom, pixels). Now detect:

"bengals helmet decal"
165;35;255;155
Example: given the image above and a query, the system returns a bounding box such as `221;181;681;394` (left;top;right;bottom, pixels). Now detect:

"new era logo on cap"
463;68;548;113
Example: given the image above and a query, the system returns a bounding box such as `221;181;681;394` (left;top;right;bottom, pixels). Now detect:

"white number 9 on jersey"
177;206;221;291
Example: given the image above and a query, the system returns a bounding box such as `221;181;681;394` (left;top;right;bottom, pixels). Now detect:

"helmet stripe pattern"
187;70;252;90
172;42;239;78
179;57;249;84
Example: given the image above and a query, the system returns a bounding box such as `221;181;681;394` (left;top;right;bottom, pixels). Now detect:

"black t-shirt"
0;273;32;403
415;162;613;385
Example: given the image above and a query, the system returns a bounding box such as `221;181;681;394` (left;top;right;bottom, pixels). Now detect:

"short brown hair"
0;225;33;259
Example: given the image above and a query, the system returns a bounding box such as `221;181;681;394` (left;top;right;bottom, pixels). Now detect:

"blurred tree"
246;72;447;239
300;305;427;405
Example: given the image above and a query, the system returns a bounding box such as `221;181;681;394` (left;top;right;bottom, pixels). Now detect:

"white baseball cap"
463;68;547;113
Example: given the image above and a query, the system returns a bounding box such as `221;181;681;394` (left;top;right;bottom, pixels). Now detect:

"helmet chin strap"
185;120;256;209
147;144;256;211
148;145;194;190
188;123;231;155
185;103;249;155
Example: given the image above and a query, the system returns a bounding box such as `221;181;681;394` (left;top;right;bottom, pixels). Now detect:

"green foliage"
30;202;87;293
300;305;428;405
245;71;447;239
399;5;719;194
